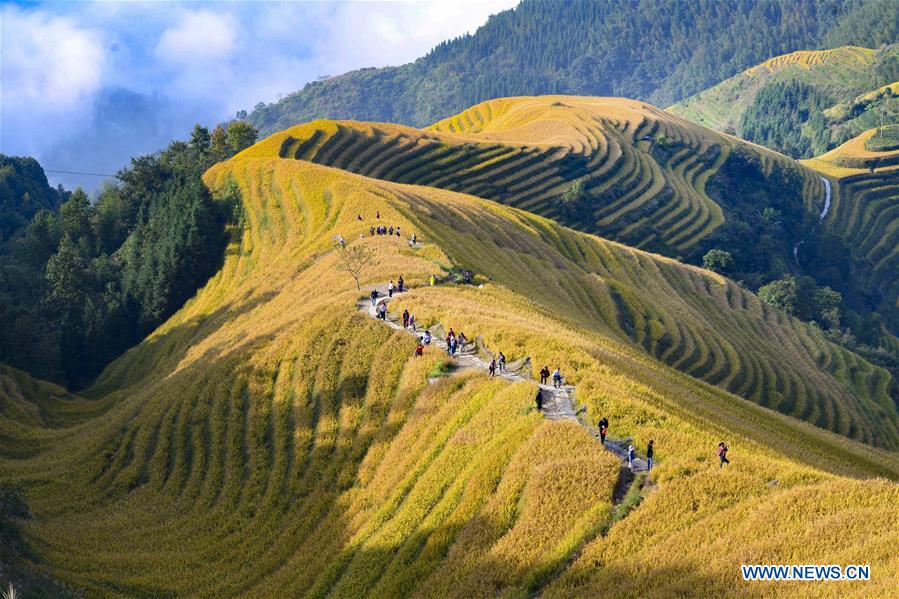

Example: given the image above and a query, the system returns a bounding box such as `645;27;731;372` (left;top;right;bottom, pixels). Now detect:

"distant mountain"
669;44;899;158
246;0;899;137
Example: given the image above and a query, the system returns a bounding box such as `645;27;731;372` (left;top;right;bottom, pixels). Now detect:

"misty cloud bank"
1;0;517;192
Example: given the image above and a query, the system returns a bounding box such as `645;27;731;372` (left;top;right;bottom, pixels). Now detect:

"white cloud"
0;6;105;111
155;10;236;64
1;0;521;172
319;0;517;73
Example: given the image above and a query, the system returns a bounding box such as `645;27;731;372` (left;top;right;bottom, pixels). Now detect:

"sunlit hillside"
247;96;827;261
669;45;899;158
670;46;877;131
1;128;897;595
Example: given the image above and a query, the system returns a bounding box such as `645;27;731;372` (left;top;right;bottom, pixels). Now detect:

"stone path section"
359;283;648;473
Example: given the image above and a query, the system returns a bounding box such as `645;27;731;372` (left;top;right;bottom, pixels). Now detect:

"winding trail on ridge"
357;283;650;483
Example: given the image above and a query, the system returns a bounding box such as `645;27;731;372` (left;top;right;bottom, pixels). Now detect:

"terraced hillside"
1;146;898;596
803;128;899;331
670;45;899;157
248;96;826;260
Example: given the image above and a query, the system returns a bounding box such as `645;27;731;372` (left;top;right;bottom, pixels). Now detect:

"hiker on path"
411;233;417;245
717;442;729;468
388;281;395;298
489;359;497;376
552;367;562;389
498;352;506;372
389;226;394;235
628;445;636;469
408;314;416;331
414;343;424;357
398;276;405;292
370;226;375;236
458;332;467;347
378;302;387;320
647;440;654;471
370;289;378;306
535;389;543;411
396;227;401;237
423;330;432;345
540;366;550;385
598;417;609;445
448;337;458;356
376;211;380;219
402;309;410;329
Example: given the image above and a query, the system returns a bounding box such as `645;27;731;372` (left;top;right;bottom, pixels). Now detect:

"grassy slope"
239;98;895;435
670;45;899;159
250;96;826;260
0;149;896;596
824;81;899;138
669;46;879;133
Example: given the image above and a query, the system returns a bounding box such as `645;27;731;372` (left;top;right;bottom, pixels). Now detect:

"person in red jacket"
717;442;730;468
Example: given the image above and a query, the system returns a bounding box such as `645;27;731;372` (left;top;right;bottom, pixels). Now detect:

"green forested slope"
246;0;898;137
670;44;899;158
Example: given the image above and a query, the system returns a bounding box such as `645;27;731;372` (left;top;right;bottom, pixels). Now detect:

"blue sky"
0;0;517;189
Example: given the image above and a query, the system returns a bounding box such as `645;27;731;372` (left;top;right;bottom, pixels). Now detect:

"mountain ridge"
245;0;899;138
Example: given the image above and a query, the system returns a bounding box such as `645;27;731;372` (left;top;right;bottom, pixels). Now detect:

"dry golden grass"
803;128;899;177
747;47;875;76
243;95;827;256
0;135;896;596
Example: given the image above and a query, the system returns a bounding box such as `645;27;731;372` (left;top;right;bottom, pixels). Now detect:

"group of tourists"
488;352;506;376
538;365;564;388
402;309;415;331
358;212;417;244
627;440;654;470
369;278;733;474
387;276;405;297
444;328;468;357
371;224;402;237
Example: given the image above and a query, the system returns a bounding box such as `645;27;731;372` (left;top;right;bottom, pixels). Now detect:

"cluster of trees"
756;273;899;375
741;81;835;158
757;275;843;330
0;156;65;243
698;146;810;288
245;0;898;136
0;122;256;388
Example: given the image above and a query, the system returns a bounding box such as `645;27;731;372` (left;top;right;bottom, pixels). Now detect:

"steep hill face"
250;96;830;286
246;0;898;137
0;128;897;595
802;128;899;337
669;44;899;158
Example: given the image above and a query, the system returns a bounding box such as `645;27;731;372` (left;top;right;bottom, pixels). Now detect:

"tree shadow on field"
296;513;733;599
85;290;280;399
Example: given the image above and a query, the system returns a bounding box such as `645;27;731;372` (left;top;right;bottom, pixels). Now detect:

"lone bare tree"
335;242;374;290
